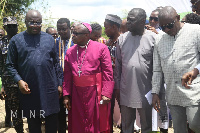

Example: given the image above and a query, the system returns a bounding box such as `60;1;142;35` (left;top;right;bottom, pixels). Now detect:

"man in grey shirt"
115;8;155;133
152;6;200;133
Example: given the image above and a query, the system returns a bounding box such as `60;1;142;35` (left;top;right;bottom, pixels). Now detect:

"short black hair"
129;8;146;21
91;23;102;32
46;27;54;33
185;13;200;24
57;18;70;28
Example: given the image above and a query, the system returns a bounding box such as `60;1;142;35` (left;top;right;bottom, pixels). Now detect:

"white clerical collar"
79;39;90;48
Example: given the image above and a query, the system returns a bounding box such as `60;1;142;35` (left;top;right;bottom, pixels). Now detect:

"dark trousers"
5;86;23;133
57;97;66;133
27;113;58;133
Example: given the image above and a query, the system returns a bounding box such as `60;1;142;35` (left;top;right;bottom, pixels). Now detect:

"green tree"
0;0;38;31
0;0;35;17
0;0;52;33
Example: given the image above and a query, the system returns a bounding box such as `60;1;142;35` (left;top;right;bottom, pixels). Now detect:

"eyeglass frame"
149;17;159;22
26;21;42;26
160;20;176;31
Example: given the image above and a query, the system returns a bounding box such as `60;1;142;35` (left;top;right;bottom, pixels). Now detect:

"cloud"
41;0;192;26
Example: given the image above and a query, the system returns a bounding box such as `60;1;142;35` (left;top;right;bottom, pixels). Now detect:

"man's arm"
52;41;63;87
6;38;30;94
181;65;199;88
100;45;114;104
114;39;122;103
182;27;200;88
62;52;72;110
152;41;163;112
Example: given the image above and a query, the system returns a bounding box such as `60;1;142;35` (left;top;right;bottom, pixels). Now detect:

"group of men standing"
1;0;200;133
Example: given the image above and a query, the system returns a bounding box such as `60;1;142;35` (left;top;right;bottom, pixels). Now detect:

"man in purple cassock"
63;22;114;133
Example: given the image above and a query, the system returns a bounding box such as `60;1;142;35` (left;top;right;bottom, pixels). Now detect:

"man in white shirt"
152;6;200;133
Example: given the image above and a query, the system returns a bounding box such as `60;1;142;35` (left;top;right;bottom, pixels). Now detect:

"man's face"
149;11;159;28
120;20;128;34
72;25;88;46
90;30;102;41
127;12;143;32
159;16;179;36
48;28;58;39
191;0;200;15
4;24;18;36
104;20;114;38
25;15;42;35
57;23;70;40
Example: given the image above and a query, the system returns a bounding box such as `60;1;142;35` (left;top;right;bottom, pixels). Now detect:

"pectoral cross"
78;69;82;77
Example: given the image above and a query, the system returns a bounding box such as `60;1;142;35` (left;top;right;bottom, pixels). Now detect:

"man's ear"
177;15;180;21
140;19;146;26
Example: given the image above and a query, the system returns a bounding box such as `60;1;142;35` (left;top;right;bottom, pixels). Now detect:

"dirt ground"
0;100;174;133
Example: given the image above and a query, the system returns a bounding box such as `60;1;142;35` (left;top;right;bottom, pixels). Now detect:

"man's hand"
101;95;111;104
181;68;199;89
115;89;120;104
152;94;160;112
63;95;71;111
18;80;31;94
58;86;62;98
0;87;5;100
146;25;158;34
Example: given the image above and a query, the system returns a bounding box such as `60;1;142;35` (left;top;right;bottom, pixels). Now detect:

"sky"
32;0;192;26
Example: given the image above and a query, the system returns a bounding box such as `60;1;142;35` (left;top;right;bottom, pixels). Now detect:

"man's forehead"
74;25;83;31
26;11;42;20
57;22;68;27
151;11;159;16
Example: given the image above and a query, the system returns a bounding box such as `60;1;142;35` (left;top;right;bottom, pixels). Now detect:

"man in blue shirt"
6;9;62;133
55;18;74;133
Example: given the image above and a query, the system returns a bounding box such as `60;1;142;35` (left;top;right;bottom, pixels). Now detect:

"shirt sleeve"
114;37;122;90
6;38;22;83
196;27;200;73
52;41;63;86
100;45;114;99
62;52;72;96
195;64;200;73
152;39;163;94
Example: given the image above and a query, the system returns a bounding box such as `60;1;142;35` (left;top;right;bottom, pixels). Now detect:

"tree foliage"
0;0;52;33
0;0;35;17
0;0;37;32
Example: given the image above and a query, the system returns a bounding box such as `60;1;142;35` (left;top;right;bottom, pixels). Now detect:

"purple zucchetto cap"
81;22;92;33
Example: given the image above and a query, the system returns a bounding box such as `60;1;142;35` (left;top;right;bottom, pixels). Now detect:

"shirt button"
172;60;175;63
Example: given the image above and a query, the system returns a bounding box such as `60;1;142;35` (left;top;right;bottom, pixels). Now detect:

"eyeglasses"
6;24;17;29
51;33;58;37
72;32;88;36
160;20;176;31
27;21;42;26
149;17;159;22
